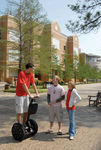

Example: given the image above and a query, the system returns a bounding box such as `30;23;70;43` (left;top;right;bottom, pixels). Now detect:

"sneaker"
70;136;74;140
30;128;33;132
23;125;29;130
23;125;29;133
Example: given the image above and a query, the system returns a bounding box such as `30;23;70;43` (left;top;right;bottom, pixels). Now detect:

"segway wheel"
12;123;25;141
29;119;38;135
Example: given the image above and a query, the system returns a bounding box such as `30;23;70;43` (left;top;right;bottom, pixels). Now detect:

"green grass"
4;85;48;93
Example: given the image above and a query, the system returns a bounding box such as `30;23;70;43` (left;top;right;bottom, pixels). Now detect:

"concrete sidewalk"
0;83;101;150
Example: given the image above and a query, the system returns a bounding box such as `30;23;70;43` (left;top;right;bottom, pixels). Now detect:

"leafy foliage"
62;51;74;81
5;0;49;72
66;0;101;34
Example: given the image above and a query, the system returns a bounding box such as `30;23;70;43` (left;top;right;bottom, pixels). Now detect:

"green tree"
85;63;92;81
62;52;74;81
97;70;101;80
6;0;49;73
77;54;86;81
77;62;88;82
34;24;59;79
36;24;52;76
90;66;99;80
66;0;101;34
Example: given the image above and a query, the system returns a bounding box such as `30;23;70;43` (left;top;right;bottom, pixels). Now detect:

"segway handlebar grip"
34;96;39;98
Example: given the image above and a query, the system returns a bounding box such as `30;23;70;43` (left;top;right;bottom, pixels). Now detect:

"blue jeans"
67;109;76;137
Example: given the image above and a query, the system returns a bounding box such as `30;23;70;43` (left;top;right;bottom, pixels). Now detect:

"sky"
0;0;101;56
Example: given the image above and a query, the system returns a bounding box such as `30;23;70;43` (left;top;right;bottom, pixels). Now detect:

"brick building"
0;15;79;82
0;15;19;82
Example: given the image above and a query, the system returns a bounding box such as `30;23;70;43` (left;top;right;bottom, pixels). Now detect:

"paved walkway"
0;83;101;150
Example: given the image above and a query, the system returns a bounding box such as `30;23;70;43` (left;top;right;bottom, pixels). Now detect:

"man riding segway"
15;63;40;130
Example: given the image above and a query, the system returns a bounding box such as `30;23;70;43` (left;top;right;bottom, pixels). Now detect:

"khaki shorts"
49;106;63;122
15;95;29;114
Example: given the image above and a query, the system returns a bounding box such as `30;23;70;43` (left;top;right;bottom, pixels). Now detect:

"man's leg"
23;112;28;126
58;122;62;132
56;106;63;134
46;122;54;133
46;107;54;133
15;95;23;124
50;121;54;131
23;95;29;126
17;113;21;124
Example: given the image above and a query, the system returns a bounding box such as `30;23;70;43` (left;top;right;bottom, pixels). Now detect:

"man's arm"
47;94;51;104
56;95;65;102
22;83;33;98
52;95;65;104
47;94;52;106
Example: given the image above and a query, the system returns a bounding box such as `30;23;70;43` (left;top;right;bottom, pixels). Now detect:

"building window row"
9;49;19;62
86;56;97;63
9;29;19;43
52;37;60;50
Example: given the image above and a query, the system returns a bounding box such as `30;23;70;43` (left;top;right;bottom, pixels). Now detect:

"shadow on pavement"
0;94;101;129
0;92;101;145
0;136;19;144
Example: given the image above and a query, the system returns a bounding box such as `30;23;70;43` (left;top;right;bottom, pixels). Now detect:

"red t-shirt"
16;70;35;96
66;89;75;110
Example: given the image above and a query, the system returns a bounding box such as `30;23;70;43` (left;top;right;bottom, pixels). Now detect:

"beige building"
0;15;79;82
80;53;101;69
51;21;79;65
0;15;20;83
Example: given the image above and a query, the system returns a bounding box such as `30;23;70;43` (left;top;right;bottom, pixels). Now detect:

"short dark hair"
26;63;34;69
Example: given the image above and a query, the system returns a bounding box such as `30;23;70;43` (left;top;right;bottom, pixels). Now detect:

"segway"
12;96;38;141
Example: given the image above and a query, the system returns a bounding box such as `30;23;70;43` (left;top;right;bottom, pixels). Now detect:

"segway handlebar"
30;96;39;103
29;96;39;100
34;96;39;98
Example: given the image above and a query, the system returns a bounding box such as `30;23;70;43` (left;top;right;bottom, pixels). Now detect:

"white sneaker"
70;136;74;140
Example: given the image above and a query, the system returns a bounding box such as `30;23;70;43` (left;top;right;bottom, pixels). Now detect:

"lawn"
4;85;48;93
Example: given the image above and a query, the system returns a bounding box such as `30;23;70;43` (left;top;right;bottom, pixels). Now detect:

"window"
0;29;1;40
74;47;78;67
52;54;60;65
86;56;97;63
56;55;60;65
9;49;19;62
52;38;60;50
55;25;58;31
9;29;19;43
74;47;78;56
64;46;66;50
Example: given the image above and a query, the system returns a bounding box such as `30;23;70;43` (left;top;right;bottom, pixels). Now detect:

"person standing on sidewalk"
15;63;40;128
66;81;82;140
46;75;65;135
